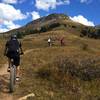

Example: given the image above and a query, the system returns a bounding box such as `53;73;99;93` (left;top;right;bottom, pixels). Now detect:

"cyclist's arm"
4;42;8;56
20;47;23;54
19;42;24;54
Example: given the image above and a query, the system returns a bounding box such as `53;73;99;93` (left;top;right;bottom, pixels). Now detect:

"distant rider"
48;37;52;47
60;36;65;46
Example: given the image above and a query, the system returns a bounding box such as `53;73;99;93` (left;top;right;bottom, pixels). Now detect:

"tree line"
80;27;100;39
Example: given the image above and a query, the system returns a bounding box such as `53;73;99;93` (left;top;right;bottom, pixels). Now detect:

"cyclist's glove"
20;52;24;55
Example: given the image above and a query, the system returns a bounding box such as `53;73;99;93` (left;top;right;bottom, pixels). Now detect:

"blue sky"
0;0;100;33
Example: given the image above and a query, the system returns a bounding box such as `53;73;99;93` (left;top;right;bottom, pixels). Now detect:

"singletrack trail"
0;64;8;75
0;64;14;100
24;49;34;54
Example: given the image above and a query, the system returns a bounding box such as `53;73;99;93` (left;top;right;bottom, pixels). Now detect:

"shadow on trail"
0;75;14;100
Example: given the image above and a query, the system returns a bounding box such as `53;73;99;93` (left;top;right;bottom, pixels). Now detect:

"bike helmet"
11;34;17;39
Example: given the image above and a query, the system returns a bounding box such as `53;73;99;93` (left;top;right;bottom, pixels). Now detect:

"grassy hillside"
0;37;7;67
0;13;85;36
2;13;100;39
0;30;100;99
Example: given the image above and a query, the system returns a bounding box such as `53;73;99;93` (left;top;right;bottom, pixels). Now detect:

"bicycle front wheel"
9;65;16;92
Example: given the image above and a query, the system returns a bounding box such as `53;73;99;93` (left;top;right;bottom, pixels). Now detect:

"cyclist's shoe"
7;67;10;72
16;77;20;81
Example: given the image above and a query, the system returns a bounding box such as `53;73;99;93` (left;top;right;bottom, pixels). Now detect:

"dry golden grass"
0;38;7;66
0;30;100;100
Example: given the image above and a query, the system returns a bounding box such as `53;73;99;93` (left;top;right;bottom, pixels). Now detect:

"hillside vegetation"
2;13;100;39
0;29;100;100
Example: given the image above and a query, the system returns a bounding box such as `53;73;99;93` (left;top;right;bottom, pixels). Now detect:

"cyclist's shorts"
6;51;20;66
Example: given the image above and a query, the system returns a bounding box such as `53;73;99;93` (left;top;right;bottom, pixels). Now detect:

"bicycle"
9;53;23;93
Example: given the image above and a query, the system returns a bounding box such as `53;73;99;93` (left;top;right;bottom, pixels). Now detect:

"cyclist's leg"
16;66;20;78
6;51;11;71
13;55;20;80
8;58;11;67
16;65;21;81
7;58;11;72
50;42;52;46
48;42;51;47
48;42;50;46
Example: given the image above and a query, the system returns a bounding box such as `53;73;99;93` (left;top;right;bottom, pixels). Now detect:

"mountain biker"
48;37;52;47
60;36;65;46
4;34;24;81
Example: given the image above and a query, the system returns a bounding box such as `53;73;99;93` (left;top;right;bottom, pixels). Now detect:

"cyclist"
48;37;52;47
4;34;23;81
60;36;65;46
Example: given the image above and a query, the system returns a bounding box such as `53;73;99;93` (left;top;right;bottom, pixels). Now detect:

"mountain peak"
25;13;70;30
46;13;69;20
1;13;83;35
31;13;70;24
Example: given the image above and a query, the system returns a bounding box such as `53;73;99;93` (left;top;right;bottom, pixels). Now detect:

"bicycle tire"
14;65;16;85
9;65;16;92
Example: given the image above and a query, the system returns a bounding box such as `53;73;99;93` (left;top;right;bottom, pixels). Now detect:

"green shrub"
81;43;88;51
54;56;100;81
36;67;51;80
16;31;24;39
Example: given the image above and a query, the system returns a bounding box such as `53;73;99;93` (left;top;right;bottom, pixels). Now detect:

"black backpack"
6;39;21;52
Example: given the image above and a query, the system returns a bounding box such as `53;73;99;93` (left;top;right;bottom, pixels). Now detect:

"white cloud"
80;0;93;4
0;19;3;24
18;0;26;4
1;0;17;4
35;0;56;11
0;25;8;33
1;0;26;4
4;21;21;30
0;3;27;21
35;0;70;11
80;0;87;3
0;24;7;33
31;11;40;20
70;15;95;26
56;0;70;5
0;20;21;33
63;0;70;4
0;28;9;33
0;3;28;33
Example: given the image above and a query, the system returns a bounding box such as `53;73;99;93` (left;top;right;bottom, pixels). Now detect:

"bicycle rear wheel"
9;65;16;92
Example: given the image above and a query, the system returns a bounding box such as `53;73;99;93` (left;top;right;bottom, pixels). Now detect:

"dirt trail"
24;49;34;54
0;64;8;75
0;93;14;100
0;64;14;100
